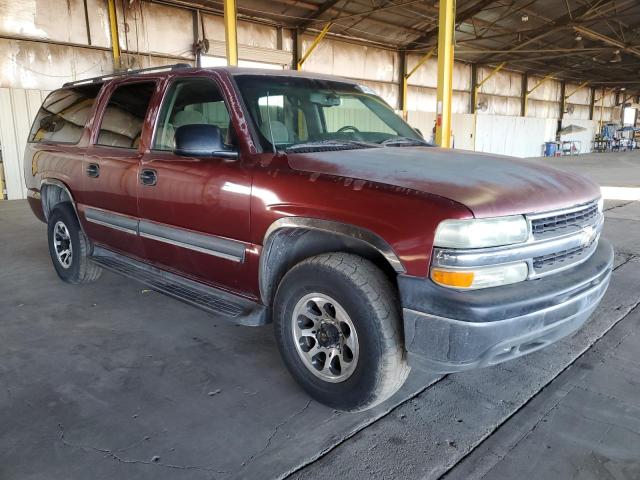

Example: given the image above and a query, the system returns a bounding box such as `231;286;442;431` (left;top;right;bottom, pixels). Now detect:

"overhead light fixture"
621;87;626;91
521;14;529;22
610;50;622;63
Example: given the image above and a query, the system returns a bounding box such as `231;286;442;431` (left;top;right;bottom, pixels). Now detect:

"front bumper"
399;238;614;373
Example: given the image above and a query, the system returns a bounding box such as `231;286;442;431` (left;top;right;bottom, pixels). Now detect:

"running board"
90;247;268;326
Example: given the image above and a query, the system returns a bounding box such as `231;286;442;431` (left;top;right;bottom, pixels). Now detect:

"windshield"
234;74;425;152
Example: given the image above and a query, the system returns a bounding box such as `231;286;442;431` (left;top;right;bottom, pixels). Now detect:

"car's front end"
400;197;613;372
230;67;614;385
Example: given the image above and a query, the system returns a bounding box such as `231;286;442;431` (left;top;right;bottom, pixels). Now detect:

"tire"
47;203;102;284
273;253;410;412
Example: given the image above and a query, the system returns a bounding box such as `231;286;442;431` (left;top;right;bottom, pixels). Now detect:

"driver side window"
153;78;233;151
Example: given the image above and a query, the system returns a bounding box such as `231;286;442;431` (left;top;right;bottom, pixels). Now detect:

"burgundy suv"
24;65;613;411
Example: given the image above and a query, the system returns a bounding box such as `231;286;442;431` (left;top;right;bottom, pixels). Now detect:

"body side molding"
85;207;139;235
139;220;246;262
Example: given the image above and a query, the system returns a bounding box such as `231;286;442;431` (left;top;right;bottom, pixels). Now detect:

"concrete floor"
1;150;639;480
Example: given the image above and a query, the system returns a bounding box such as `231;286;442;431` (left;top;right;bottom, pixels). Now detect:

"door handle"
86;163;100;178
139;169;158;186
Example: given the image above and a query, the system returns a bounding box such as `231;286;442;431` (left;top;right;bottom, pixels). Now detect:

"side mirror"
174;124;238;160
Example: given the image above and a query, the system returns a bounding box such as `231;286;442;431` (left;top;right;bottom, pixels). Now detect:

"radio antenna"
266;91;277;155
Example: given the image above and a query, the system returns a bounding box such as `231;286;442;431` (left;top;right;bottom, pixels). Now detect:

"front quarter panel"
251;155;472;277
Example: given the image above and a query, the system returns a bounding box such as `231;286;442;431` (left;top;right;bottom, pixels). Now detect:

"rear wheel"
47;203;102;284
274;253;409;412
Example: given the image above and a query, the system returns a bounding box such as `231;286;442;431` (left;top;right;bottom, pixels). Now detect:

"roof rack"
62;63;192;87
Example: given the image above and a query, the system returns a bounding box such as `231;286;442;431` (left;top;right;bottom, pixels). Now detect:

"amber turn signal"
431;269;475;288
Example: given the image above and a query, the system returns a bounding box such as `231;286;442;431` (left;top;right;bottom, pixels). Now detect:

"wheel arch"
259;218;405;305
40;179;79;222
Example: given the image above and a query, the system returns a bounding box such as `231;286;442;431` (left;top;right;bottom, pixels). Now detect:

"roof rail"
62;63;192;87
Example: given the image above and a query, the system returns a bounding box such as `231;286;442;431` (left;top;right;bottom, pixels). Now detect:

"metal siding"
0;88;48;200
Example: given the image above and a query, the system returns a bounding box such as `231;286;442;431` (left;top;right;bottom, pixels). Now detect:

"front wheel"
273;253;409;412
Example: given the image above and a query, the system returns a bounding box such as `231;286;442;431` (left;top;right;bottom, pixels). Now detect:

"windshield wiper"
379;137;432;147
285;139;379;153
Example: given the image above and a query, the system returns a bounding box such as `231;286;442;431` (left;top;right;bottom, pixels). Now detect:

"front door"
137;77;252;295
81;80;156;259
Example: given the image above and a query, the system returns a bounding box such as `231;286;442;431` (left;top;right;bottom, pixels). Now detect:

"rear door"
137;76;252;294
80;80;156;258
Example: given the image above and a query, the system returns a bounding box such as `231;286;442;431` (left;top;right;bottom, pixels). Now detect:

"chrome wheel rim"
53;221;73;269
291;293;359;383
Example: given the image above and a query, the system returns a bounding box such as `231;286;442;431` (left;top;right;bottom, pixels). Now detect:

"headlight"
597;197;604;213
431;262;529;290
434;215;529;249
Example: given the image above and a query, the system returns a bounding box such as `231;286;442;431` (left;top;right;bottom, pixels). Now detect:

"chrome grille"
532;238;597;274
531;200;599;238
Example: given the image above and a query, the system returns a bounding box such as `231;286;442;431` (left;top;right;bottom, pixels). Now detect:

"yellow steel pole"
107;0;121;70
403;48;436;120
297;22;332;70
223;0;238;66
435;0;455;148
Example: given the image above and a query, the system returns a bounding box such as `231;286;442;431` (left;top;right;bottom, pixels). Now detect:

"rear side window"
96;82;155;149
28;84;102;144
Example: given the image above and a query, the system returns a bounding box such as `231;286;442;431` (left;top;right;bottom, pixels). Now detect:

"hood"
286;146;601;218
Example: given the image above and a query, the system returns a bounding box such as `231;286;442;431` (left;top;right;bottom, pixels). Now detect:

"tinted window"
153;78;232;151
97;82;155;149
28;84;102;144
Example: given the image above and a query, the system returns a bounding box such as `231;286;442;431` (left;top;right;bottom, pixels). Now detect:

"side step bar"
90;247;268;326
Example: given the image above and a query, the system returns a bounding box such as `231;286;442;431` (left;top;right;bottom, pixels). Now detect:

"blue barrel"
544;142;557;157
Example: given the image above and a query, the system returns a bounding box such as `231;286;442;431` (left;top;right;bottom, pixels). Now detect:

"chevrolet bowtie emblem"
581;226;596;246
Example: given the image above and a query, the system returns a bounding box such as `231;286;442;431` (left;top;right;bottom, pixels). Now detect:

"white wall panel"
527;76;561;102
477;68;520;97
560;118;598;154
451;113;475;151
0;88;48;199
407;86;469;114
117;2;192;59
0;0;90;44
406;110;436;141
203;14;288;52
564;104;591;120
477;95;521;116
475;115;557;157
85;0;111;48
405;55;471;90
0;38;113;90
300;35;398;83
527;99;560;119
565;83;591;105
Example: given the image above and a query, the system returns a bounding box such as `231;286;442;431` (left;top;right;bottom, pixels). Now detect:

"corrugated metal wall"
0;88;49;200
